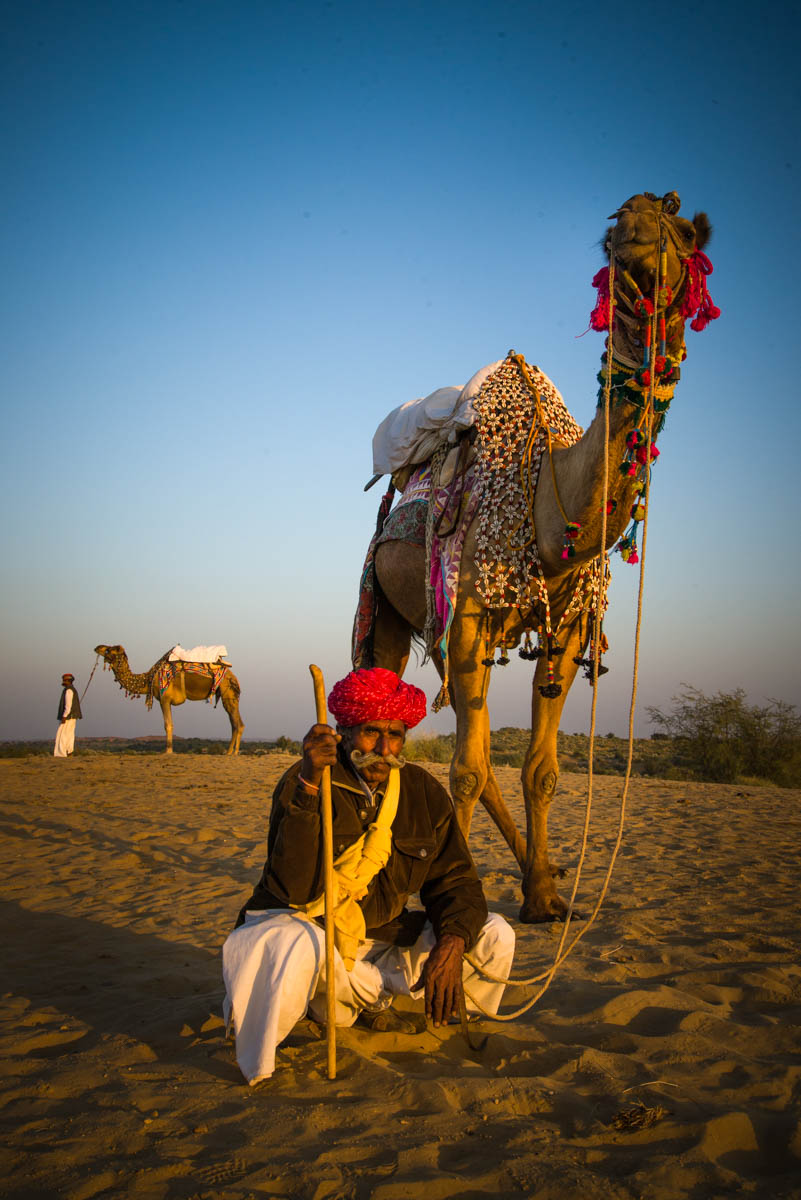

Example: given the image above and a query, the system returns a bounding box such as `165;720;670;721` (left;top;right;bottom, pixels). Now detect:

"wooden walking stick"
309;664;337;1080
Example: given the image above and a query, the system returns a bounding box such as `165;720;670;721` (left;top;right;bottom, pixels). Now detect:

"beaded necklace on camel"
589;236;719;566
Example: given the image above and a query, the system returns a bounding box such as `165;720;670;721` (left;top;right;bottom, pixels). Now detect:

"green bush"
271;735;303;756
647;687;801;786
0;742;50;757
404;733;456;763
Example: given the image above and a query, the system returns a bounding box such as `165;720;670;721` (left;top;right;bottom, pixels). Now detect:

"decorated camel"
354;192;719;922
93;644;245;754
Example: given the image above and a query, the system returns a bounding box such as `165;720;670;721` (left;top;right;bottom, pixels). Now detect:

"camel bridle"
463;197;685;1021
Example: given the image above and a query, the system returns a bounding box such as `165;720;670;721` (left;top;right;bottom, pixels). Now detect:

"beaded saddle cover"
353;353;604;692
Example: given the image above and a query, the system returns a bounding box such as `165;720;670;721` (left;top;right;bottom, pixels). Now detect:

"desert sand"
1;752;800;1199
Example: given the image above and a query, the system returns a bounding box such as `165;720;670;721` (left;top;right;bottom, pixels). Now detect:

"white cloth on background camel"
371;361;503;476
54;719;76;757
168;644;229;663
222;909;515;1085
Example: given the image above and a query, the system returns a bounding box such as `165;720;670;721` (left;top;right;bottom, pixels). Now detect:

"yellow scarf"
293;767;400;969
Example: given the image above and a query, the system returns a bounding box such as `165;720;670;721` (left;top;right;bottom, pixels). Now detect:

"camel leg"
519;618;584;923
370;588;413;676
480;763;527;870
161;697;174;755
446;607;494;842
220;684;245;755
375;540;526;865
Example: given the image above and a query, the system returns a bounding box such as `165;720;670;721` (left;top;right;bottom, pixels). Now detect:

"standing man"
223;666;515;1085
54;672;82;757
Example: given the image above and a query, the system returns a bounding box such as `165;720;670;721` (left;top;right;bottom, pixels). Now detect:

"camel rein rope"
462;222;666;1020
80;655;101;702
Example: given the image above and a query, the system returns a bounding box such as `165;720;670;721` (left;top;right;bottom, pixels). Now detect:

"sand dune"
1;754;800;1199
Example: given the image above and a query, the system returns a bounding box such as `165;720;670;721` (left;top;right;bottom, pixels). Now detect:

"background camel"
358;192;717;922
93;644;245;755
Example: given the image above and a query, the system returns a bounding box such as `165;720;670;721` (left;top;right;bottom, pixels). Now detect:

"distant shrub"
271;735;303;756
647;687;801;786
404;733;456;763
0;742;49;757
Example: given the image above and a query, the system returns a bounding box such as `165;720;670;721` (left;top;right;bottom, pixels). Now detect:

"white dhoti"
54;719;77;757
222;909;515;1085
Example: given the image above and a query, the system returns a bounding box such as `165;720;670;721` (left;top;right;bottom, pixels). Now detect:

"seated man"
222;667;515;1085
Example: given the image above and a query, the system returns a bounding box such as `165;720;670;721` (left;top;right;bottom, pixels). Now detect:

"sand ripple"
1;755;800;1198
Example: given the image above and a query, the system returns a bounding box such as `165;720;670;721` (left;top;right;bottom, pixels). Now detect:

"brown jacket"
235;754;488;951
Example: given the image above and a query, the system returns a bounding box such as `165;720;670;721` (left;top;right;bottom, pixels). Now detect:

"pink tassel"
589;267;611;331
680;250;721;332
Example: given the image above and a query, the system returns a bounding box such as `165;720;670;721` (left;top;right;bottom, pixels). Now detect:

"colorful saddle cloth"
154;660;230;701
352;459;479;672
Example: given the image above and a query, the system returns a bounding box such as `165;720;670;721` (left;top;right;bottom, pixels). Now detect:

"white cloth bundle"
370;361;503;476
168;645;229;663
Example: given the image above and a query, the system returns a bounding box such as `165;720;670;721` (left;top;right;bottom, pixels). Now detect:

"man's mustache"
350;749;407;769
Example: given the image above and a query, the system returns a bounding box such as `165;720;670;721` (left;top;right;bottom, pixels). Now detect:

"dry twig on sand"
611;1101;669;1131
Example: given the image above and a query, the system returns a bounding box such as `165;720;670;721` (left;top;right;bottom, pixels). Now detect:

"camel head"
596;191;718;360
94;643;125;663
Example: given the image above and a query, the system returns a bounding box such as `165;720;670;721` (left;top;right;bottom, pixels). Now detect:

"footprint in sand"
193;1158;249;1185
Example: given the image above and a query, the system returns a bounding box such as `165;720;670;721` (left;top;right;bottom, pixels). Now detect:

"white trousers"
54;719;76;757
222;910;515;1085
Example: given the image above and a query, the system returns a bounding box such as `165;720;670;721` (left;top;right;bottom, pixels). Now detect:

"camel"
357;192;718;922
93;644;245;754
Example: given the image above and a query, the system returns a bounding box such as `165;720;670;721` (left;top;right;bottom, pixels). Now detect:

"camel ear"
692;212;712;250
599;225;614;260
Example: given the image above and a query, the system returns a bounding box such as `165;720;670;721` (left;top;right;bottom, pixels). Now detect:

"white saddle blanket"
371;361;502;476
168;644;229;663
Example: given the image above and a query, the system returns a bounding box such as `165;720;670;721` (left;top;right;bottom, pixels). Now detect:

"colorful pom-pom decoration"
680;249;721;333
561;520;582;560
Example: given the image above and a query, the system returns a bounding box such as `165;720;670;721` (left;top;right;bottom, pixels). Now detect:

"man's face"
343;719;406;787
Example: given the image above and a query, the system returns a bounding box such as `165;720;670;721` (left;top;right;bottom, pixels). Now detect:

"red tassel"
680;249;721;332
589;267;611;331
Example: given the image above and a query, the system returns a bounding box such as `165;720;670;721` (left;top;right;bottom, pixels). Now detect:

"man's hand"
299;723;341;789
410;933;465;1027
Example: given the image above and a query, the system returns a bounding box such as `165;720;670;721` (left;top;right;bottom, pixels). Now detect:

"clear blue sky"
2;0;799;742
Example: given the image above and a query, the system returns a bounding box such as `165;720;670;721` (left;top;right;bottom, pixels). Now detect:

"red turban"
328;668;426;730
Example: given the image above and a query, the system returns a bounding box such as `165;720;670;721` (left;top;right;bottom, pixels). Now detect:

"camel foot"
518;891;575;924
518;896;585;924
